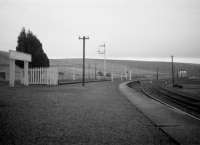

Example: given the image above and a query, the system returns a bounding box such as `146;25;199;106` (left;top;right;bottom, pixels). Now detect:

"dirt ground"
0;81;176;145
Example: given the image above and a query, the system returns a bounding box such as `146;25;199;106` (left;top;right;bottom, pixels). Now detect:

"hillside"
1;50;200;80
50;58;200;79
0;50;9;65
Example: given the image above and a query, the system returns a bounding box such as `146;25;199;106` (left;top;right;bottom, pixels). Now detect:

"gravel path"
0;81;176;145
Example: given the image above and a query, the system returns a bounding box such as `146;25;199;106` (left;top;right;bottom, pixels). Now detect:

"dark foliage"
16;27;49;68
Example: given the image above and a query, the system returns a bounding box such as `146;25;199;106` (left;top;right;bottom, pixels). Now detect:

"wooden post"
33;68;35;84
9;59;15;87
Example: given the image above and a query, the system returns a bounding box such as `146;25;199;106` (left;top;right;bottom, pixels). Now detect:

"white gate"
29;67;58;85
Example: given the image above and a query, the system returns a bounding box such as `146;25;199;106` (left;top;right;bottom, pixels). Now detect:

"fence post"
27;67;58;86
30;69;32;84
33;68;35;84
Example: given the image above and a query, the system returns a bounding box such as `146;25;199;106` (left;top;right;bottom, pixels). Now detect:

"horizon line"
50;57;200;64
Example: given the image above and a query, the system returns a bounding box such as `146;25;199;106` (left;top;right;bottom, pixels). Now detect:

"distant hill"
50;58;200;79
1;50;200;80
0;50;9;65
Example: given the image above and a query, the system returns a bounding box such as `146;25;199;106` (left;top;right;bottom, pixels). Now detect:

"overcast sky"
0;0;200;62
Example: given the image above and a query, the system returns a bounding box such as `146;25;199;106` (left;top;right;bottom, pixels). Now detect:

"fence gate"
29;67;58;85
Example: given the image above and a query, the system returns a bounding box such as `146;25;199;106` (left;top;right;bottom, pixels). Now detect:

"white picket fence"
29;67;58;85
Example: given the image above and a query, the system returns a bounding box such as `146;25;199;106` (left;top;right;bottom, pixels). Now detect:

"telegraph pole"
156;67;159;80
171;55;175;87
79;36;89;86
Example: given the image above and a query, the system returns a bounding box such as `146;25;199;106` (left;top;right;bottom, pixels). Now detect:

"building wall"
0;64;22;81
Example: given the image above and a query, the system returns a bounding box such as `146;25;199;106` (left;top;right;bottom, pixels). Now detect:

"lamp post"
98;43;106;77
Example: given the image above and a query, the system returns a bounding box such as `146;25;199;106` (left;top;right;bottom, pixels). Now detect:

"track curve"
128;81;200;119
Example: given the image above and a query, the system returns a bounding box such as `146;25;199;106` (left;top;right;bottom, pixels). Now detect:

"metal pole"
98;43;106;78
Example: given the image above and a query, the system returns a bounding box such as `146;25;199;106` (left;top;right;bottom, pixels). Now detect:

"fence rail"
29;67;58;85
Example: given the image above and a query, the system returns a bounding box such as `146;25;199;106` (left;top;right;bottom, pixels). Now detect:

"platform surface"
0;81;176;145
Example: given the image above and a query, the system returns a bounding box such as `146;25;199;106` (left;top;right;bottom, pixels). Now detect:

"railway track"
128;81;200;119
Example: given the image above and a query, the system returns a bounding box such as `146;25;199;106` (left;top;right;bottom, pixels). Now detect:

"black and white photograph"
0;0;200;144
